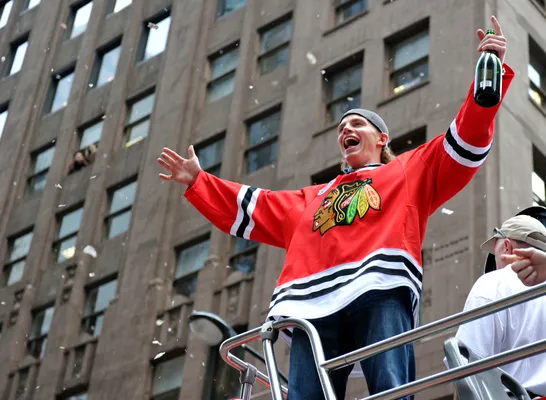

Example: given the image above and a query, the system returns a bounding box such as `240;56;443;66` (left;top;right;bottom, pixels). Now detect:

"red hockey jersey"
185;65;514;326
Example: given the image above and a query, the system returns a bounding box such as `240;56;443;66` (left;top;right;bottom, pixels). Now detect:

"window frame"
0;104;8;138
27;305;54;359
323;55;363;124
44;66;76;114
123;91;155;147
0;0;13;29
3;230;33;286
150;353;185;400
136;10;171;62
333;0;368;25
20;0;40;12
65;0;93;40
244;108;282;174
106;0;131;14
257;16;293;75
172;236;210;299
228;238;259;275
3;35;29;77
78;116;104;151
386;22;430;96
89;38;122;89
206;44;239;103
389;126;427;156
528;37;546;112
533;147;546;207
195;133;225;176
104;179;137;239
81;277;117;336
216;0;246;19
52;205;84;263
26;145;55;196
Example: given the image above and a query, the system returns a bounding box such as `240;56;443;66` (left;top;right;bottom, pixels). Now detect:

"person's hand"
501;248;546;286
477;16;507;64
157;146;202;186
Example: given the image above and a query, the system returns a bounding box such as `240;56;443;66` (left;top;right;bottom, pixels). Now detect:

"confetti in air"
147;22;159;29
306;52;317;65
153;352;166;360
441;208;454;215
83;245;98;258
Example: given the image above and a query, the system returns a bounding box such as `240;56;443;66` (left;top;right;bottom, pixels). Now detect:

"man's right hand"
157;146;202;186
502;248;546;286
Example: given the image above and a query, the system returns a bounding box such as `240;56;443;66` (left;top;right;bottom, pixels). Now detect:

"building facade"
0;0;545;399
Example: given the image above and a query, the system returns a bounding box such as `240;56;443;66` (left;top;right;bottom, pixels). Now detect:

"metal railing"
219;281;546;400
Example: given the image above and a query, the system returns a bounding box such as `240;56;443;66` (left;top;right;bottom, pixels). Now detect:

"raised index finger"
491;15;504;36
163;147;185;162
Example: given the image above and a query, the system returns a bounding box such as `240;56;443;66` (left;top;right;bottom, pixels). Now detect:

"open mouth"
343;136;360;150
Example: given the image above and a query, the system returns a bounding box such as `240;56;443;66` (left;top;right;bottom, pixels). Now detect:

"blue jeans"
287;287;416;400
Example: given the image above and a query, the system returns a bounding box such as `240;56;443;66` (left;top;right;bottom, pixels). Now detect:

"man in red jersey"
158;16;511;400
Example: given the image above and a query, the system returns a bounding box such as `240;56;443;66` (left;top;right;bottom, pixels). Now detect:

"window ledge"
377;80;430;107
530;0;546;19
528;94;546;118
323;10;369;37
313;122;338;138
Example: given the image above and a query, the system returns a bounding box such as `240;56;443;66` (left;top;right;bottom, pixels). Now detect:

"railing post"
239;364;258;400
260;322;283;400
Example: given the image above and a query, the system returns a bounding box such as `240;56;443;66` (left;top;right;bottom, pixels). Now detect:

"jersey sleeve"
401;64;515;214
184;171;319;249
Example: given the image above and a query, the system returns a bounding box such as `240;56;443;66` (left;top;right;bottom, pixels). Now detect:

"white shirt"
456;265;546;396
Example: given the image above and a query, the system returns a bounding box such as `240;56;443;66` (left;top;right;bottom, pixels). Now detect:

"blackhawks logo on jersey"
312;179;381;235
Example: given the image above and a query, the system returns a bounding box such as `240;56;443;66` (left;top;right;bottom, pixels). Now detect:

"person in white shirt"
456;215;546;398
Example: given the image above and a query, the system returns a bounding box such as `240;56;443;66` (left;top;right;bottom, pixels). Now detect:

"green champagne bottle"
474;29;503;107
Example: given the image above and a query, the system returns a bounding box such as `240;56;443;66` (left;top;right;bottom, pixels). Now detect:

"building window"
4;38;28;76
21;0;40;12
105;180;137;239
207;46;239;103
196;135;225;176
14;368;29;400
311;165;341;185
324;60;362;123
138;13;171;62
229;238;258;275
26;145;55;195
53;207;83;263
66;1;93;39
334;0;368;25
0;0;13;29
89;41;121;88
69;120;102;173
66;393;88;400
216;0;245;18
529;38;546;111
107;0;131;14
27;306;54;358
79;119;103;150
258;18;292;75
124;92;155;147
46;68;75;114
245;110;280;173
151;355;185;400
389;127;427;156
3;231;33;286
389;30;429;95
0;106;8;139
82;278;117;336
173;239;210;298
533;148;546;207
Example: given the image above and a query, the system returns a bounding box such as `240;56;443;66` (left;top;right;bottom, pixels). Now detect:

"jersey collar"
343;163;384;174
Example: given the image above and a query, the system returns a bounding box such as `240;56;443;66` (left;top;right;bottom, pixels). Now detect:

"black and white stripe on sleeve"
230;185;262;239
443;119;491;168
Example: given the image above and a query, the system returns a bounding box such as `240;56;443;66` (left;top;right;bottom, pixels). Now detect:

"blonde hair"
341;145;396;171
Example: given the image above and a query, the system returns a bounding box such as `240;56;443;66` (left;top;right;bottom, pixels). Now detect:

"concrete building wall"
0;0;544;399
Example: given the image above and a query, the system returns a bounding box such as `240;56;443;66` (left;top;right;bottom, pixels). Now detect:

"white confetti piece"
152;340;162;346
153;352;165;360
58;204;67;208
156;319;164;326
441;208;454;215
306;52;317;65
89;272;95;277
55;183;62;189
147;22;159;29
83;245;98;258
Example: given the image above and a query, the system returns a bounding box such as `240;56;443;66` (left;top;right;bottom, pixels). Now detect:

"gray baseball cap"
340;109;389;139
